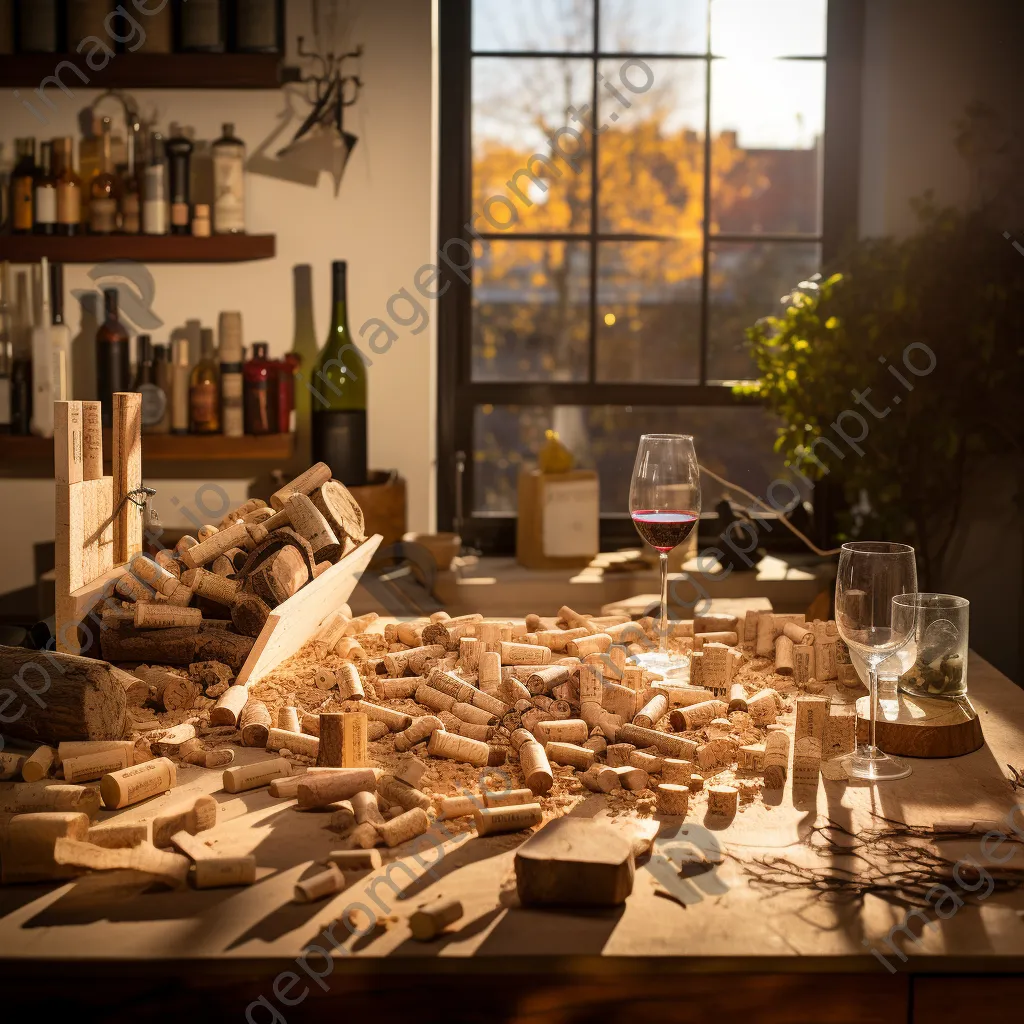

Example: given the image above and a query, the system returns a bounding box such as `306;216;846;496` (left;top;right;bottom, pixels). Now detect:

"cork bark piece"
312;479;367;544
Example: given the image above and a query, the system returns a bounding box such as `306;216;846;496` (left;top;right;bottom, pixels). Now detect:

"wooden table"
1;652;1023;1023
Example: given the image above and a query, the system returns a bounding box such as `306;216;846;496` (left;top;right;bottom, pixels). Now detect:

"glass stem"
659;552;669;654
868;660;879;756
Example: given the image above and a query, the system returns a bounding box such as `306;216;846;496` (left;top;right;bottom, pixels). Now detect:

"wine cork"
728;683;748;712
566;633;613;658
154;548;182;574
459;636;481;672
660;758;693;784
218;498;265;528
738;743;766;771
449;702;496;727
338;822;383;851
130;555;180;596
328;848;383;871
793;696;829;786
426;730;489;766
296;769;379;809
707;785;738;817
473;803;542;836
270;462;332;511
377;774;431;812
605;743;636;767
534;719;588;745
0;751;26;780
394;715;444;752
694;613;738;635
186;747;235;769
693;631;739;650
87;822;149;848
484;788;535;809
755;611;776;657
21;745;56;783
793;644;814;686
152;794;218;848
427;670;476;702
115;572;154;602
354;701;412;732
196;524;219;543
544;741;595;771
101;757;176;809
267;727;320;759
633;693;669;730
498;641;551;666
629;750;663;774
382;644;445;676
580;765;621;793
376;806;430;847
783;621;815;646
175;534;198;556
410;896;464;940
349;790;385;825
319;712;368;768
239;700;270;749
211;684;250;727
823;710;857;760
775;635;795;675
618;724;697;760
180;566;241;606
656;783;690;815
0;811;91;883
670;698;729;732
293;863;346;903
274;706;299;732
223;758;291;793
438;794;480;819
477;650;501;692
180;522;253;569
63;745;132;783
335;663;365;700
193;855;257;889
745;688;780;726
81;401;103;479
1;783;100;817
286;492;342;561
518;738;554;795
134;603;202;629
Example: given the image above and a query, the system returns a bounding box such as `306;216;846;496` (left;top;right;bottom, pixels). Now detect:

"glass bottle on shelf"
135;334;168;433
310;260;368;485
212;122;245;234
66;0;111;45
219;311;244;437
243;342;276;435
143;131;168;236
54;137;82;236
165;126;193;236
33;141;57;236
189;327;221;433
50;261;71;403
9;269;32;435
277;352;297;435
89;122;122;235
96;287;130;427
178;0;226;52
0;262;12;434
119;118;142;235
152;343;172;433
10;138;36;235
137;0;171;52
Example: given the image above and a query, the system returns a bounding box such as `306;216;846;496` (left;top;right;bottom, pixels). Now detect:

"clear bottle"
310;260;368;485
212;122;245;234
134;334;168;432
89;122;122;235
152;343;172;433
143;131;168;235
33;140;57;236
53;137;82;236
170;337;190;435
189;327;221;433
120;118;141;235
10;138;36;235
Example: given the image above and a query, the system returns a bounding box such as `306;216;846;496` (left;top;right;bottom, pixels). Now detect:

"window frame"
437;0;864;553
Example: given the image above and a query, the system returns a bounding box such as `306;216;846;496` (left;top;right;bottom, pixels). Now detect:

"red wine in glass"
630;510;699;553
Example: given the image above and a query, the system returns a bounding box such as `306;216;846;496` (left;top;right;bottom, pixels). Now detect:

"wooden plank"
82;401;102;480
56;564;125;655
53;401;83;485
0;232;277;264
112;392;143;564
234;534;382;688
913;976;1024;1023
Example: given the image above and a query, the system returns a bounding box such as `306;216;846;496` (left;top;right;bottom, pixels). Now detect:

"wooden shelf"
0;53;285;90
0;234;276;264
0;432;296;478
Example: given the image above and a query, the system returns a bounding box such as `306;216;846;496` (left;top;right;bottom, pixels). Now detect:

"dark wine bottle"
310;260;367;486
96;287;131;427
135;333;167;432
178;0;226;52
233;0;282;53
165;127;193;236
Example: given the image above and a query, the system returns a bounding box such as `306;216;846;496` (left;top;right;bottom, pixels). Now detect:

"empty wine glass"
629;434;701;677
835;541;918;781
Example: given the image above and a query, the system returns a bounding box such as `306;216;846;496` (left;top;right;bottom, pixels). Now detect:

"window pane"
599;0;707;53
473;404;810;514
473;241;590;382
473;57;593;233
710;59;824;234
596;58;706;234
596;240;702;382
707;240;820;382
711;0;827;57
472;0;594;52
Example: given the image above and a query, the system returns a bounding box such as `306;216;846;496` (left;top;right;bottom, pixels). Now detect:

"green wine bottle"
309;260;368;485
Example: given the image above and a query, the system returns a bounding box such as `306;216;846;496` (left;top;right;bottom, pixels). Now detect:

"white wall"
0;0;437;594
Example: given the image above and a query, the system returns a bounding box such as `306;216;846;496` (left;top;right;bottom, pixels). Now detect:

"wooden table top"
1;649;1023;980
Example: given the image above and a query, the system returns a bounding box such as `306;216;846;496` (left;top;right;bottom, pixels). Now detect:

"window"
438;0;860;552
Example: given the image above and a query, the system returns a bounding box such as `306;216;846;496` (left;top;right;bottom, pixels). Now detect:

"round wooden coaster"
312;480;366;544
856;691;983;758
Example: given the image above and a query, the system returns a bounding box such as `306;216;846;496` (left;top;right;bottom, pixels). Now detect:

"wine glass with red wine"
629;434;701;677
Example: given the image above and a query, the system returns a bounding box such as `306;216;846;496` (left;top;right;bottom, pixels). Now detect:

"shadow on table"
472;903;625;957
388;906;505;957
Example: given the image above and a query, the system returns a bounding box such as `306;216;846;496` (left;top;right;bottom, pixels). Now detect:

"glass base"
631;650;690;681
841;745;912;782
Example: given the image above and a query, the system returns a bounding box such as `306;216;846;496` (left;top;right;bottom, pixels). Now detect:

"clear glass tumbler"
893;594;969;699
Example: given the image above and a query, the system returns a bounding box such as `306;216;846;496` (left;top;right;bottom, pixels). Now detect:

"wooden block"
82;401;103;479
656;783;689;815
112;392;143;564
54;401;83;485
793;696;829;786
707;784;738;816
514;817;635;907
823;711;857;759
